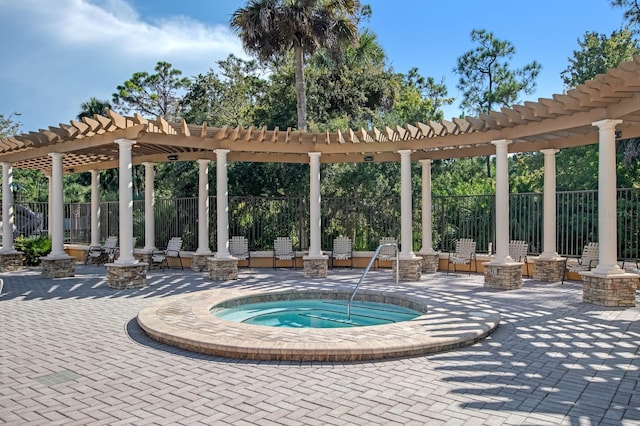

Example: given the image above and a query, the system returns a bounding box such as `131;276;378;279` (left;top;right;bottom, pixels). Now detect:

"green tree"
611;0;640;31
181;55;268;127
77;97;112;120
0;112;21;138
230;0;361;131
561;27;639;88
112;61;190;120
454;29;541;177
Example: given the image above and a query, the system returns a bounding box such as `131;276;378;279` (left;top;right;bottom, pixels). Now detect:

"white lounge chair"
375;237;397;269
563;242;598;283
273;237;296;269
509;240;530;277
447;238;477;275
229;236;251;267
330;236;353;269
151;237;184;270
85;236;118;265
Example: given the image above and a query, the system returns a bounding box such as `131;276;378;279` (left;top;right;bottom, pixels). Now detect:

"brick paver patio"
1;266;638;425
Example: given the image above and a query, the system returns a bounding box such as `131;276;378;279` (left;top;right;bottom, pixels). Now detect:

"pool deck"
1;265;639;425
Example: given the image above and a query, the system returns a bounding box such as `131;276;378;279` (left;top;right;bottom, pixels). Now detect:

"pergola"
1;57;640;304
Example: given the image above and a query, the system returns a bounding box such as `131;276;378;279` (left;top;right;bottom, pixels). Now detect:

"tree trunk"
293;45;307;131
486;155;491;178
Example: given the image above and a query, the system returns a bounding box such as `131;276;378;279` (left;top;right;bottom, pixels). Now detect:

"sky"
0;0;630;134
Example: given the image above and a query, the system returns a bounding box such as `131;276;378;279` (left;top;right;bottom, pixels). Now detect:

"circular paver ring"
137;288;500;362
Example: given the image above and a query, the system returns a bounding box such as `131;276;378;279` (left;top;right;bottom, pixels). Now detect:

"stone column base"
303;257;328;278
417;252;439;273
134;252;154;268
483;262;523;290
192;253;212;272
0;251;24;272
582;271;638;307
106;263;147;289
208;258;238;280
533;257;565;282
41;256;76;278
393;258;422;281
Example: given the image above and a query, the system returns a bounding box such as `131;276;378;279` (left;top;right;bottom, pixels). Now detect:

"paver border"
137;288;500;361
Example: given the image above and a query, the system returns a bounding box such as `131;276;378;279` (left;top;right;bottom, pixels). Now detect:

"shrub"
14;235;52;266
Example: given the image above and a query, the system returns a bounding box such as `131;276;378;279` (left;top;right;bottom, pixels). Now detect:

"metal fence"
4;188;639;260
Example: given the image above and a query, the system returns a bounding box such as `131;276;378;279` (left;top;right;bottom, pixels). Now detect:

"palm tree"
230;0;360;131
78;97;112;120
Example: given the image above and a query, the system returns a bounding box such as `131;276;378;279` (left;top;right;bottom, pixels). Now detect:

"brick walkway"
1;266;639;425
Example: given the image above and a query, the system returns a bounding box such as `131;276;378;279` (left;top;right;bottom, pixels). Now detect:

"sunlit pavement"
1;265;639;425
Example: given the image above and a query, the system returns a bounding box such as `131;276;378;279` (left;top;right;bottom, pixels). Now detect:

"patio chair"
562;242;598;284
85;236;118;265
330;236;353;269
447;238;477;275
375;237;397;269
151;237;184;271
509;240;530;277
273;237;296;269
229;236;251;267
622;258;639;274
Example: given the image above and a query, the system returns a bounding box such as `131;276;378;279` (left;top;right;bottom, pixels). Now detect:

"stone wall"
41;257;75;279
106;263;147;289
393;258;422;281
418;253;439;273
483;263;522;290
0;252;24;272
191;254;210;272
533;258;565;282
208;258;238;281
582;272;637;307
304;258;328;278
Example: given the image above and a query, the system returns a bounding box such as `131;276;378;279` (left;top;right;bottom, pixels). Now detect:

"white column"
143;162;156;252
196;159;212;254
491;140;512;264
47;174;53;238
308;152;323;257
418;159;435;254
398;150;415;259
215;149;230;258
49;153;66;257
592;119;624;275
114;139;137;265
90;170;100;247
1;162;16;252
539;149;560;260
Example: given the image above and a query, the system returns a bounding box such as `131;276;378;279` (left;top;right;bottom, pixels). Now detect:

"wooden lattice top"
3;57;640;173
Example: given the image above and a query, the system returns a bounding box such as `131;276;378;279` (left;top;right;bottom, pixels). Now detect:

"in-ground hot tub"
137;288;500;362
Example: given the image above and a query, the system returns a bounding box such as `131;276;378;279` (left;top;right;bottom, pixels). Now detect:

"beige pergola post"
534;149;565;282
192;159;213;272
105;139;146;289
417;159;439;272
483;139;522;290
582;119;637;307
303;152;328;278
0;162;23;271
208;149;238;280
40;153;75;278
90;170;101;248
396;150;421;280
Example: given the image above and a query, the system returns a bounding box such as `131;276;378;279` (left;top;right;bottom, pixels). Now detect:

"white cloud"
0;0;246;132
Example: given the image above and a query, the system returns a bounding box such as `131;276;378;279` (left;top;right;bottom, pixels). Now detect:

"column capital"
1;161;12;167
540;148;559;156
214;148;230;156
491;139;512;148
48;152;64;160
114;138;136;148
197;158;210;166
397;149;412;157
308;152;321;159
592;119;623;130
419;159;432;166
142;161;156;167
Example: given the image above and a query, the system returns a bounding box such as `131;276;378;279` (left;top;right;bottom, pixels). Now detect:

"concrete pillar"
90;170;100;247
114;139;137;265
196;159;212;255
143;162;156;252
418;159;435;254
214;149;230;258
308;152;322;257
539;149;559;259
592;119;624;275
47;173;52;238
398;149;415;259
49;153;66;258
1;162;15;252
490;140;512;264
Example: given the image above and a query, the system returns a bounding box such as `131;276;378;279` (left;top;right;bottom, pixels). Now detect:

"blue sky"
0;0;628;133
